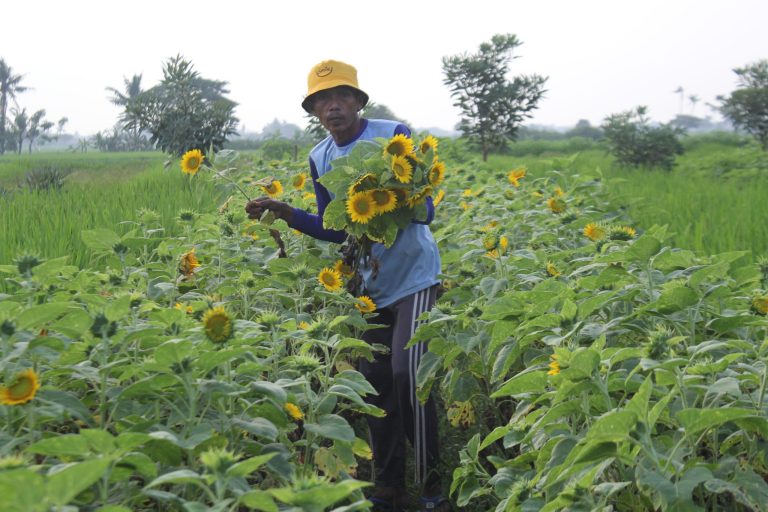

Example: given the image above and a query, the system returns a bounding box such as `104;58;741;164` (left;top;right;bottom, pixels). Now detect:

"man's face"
311;86;364;139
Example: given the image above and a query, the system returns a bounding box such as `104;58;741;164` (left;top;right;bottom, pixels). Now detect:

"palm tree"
0;59;29;155
11;108;28;155
688;94;700;115
106;74;144;150
106;74;143;107
673;86;685;114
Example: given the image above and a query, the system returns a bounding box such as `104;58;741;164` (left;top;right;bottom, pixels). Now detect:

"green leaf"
0;468;46;512
81;429;116;454
585;410;638;443
322;199;348;230
676;408;762;436
47;458;113;506
81;228;121;252
226;453;277;478
303;414;355;442
491;370;547;398
26;434;90;457
655;285;698;314
16;302;77;330
232;418;278;441
626;234;661;262
566;349;600;380
240;490;279;512
145;469;203;488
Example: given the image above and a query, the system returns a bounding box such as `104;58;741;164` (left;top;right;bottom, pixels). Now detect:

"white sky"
2;0;766;135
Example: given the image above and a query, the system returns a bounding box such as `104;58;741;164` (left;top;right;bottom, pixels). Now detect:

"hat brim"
302;82;369;114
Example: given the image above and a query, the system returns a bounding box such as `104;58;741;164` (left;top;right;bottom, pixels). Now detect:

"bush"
22;165;72;191
602;106;684;170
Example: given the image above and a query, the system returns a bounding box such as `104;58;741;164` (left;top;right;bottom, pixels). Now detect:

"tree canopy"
442;33;547;161
122;55;238;156
719;60;768;150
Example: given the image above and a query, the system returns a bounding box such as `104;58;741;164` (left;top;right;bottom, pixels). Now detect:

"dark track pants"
359;285;440;488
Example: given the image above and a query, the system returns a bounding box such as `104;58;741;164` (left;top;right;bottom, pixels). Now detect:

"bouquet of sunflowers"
317;133;445;290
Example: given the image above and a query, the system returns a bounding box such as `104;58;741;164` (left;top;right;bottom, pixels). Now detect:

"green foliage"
442;33;547;161
0;58;29;156
602;106;684;170
719;60;768;150
122;55;238;156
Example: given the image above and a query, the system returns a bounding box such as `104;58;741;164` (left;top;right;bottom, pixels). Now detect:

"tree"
602;106;684;170
0;58;29;155
566;119;603;140
11;108;27;155
56;116;68;136
26;109;53;153
674;86;685;114
122;56;238;156
442;34;547;161
718;60;768;150
688;94;700;114
106;74;143;107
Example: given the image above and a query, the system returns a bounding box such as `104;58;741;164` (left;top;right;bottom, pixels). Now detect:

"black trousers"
359;285;440;488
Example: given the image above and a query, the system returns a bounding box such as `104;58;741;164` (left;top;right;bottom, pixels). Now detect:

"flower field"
1;141;768;511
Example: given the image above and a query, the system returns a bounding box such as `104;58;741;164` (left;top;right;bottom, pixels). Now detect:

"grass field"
0;152;224;267
481;136;768;261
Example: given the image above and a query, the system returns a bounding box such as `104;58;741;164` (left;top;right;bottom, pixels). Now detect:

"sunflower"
346;191;378;224
334;259;355;277
285;402;304;421
609;226;637;240
370;188;398;214
462;189;473;197
583;223;606;241
547;197;567;214
547;355;561;376
181;149;204;176
499;236;509;252
0;369;40;406
428;161;446;186
460;201;470;211
554;186;565;197
407;186;433;207
202;306;232;343
347;173;377;196
383;134;415;157
433;189;445;207
419;134;438;153
179;248;200;277
261;180;284;198
546;262;561;277
354;296;377;314
391;155;413;183
291;173;308;190
752;295;768;315
482;233;499;251
318;267;343;292
507;167;526;187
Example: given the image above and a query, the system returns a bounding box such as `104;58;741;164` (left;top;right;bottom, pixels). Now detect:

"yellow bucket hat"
302;60;369;113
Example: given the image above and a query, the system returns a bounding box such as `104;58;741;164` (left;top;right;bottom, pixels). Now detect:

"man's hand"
245;197;294;224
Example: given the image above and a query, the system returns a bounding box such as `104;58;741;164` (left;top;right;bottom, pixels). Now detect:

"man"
245;60;448;512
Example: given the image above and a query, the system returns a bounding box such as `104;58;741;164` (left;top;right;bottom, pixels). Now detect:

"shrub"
602;106;684;170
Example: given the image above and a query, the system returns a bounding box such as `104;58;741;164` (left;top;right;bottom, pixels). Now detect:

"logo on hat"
316;65;333;77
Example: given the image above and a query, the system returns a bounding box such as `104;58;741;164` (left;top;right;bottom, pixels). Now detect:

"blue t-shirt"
290;118;441;308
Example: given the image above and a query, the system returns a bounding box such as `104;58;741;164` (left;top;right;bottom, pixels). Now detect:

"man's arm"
287;158;347;243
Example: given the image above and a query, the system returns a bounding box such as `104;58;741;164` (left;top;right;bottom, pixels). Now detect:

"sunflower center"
322;274;337;286
354;198;371;214
387;142;404;156
9;377;32;398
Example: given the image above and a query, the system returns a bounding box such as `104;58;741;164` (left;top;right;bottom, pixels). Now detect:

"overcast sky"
2;0;766;136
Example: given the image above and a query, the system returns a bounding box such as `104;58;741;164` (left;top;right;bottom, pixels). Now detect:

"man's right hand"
245;197;294;224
